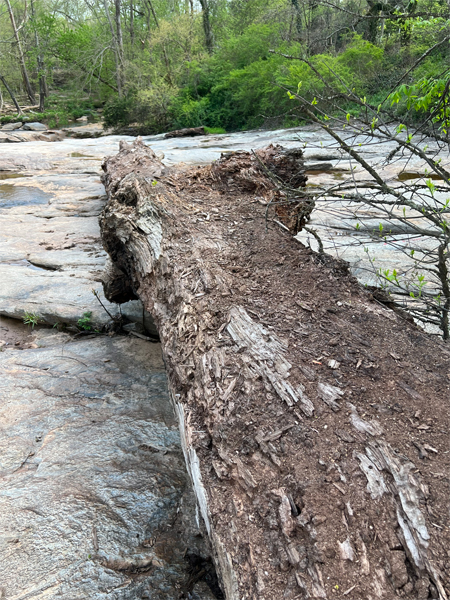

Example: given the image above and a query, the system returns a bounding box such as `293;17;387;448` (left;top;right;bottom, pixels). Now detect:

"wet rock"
0;133;22;143
63;123;108;139
0;333;209;599
1;122;22;131
22;121;47;131
0;172;153;330
0;153;53;170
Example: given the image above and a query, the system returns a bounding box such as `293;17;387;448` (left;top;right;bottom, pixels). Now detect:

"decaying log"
100;139;450;600
164;126;207;138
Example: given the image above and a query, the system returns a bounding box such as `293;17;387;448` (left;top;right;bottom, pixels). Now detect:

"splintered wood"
100;139;450;600
227;306;314;416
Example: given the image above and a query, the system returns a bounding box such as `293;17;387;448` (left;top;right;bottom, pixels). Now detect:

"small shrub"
23;312;40;329
77;311;93;330
103;93;136;129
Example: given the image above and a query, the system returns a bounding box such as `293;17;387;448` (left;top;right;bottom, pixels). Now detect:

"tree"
30;0;47;111
283;23;450;338
4;0;35;103
199;0;214;53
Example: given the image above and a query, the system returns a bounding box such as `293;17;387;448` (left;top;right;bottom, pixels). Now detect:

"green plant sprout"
77;312;93;331
23;312;40;329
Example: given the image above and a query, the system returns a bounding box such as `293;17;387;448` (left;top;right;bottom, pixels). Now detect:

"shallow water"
0;173;28;180
0;184;53;208
398;171;444;181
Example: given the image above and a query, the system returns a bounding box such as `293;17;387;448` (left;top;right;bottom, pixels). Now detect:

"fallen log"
100;139;450;600
164;126;207;138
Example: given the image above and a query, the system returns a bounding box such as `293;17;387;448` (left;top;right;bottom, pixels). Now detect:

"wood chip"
332;482;346;495
327;359;340;369
129;331;156;341
343;585;356;596
298;302;313;312
398;381;423;401
423;444;438;453
317;382;343;412
335;429;355;443
259;424;295;443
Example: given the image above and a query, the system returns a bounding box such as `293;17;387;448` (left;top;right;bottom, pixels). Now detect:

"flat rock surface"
0;168;144;327
0;332;213;599
0;133;220;600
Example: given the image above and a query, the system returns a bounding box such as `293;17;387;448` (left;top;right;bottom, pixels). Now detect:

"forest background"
0;0;449;133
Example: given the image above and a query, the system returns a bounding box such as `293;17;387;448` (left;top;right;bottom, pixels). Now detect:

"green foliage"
23;312;40;329
103;93;136;129
389;73;450;130
170;94;210;129
77;312;93;331
204;126;226;134
0;0;446;134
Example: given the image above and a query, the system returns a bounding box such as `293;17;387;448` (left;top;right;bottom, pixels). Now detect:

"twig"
92;289;120;321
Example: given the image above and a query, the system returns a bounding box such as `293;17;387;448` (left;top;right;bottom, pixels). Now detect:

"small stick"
92;289;120;321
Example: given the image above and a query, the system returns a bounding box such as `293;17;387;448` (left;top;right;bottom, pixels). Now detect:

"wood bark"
164;126;207;138
4;0;35;104
100;139;450;600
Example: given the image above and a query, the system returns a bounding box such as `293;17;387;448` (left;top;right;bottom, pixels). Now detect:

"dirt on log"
100;139;450;600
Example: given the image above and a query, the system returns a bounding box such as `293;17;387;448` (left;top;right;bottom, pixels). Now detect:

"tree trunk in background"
129;0;135;47
145;0;159;28
199;0;214;53
30;0;46;113
4;0;35;104
0;73;23;114
100;139;450;600
103;0;123;96
115;0;124;57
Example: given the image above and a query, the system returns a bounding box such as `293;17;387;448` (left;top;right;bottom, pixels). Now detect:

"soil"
101;141;450;600
0;314;39;349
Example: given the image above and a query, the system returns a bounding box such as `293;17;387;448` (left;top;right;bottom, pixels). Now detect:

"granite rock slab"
0;333;212;599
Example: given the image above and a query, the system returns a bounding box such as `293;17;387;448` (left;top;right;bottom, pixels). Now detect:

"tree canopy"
0;0;448;131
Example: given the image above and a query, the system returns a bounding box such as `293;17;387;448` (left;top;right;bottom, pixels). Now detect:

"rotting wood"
100;139;450;600
164;126;207;138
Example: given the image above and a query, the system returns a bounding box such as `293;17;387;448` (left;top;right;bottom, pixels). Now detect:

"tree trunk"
164;125;207;138
100;139;450;600
0;73;23;114
145;0;159;27
4;0;35;104
103;0;123;96
199;0;214;53
30;0;46;113
129;0;134;47
115;0;124;57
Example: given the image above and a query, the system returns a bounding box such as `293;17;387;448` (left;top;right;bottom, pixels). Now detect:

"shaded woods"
0;0;449;132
